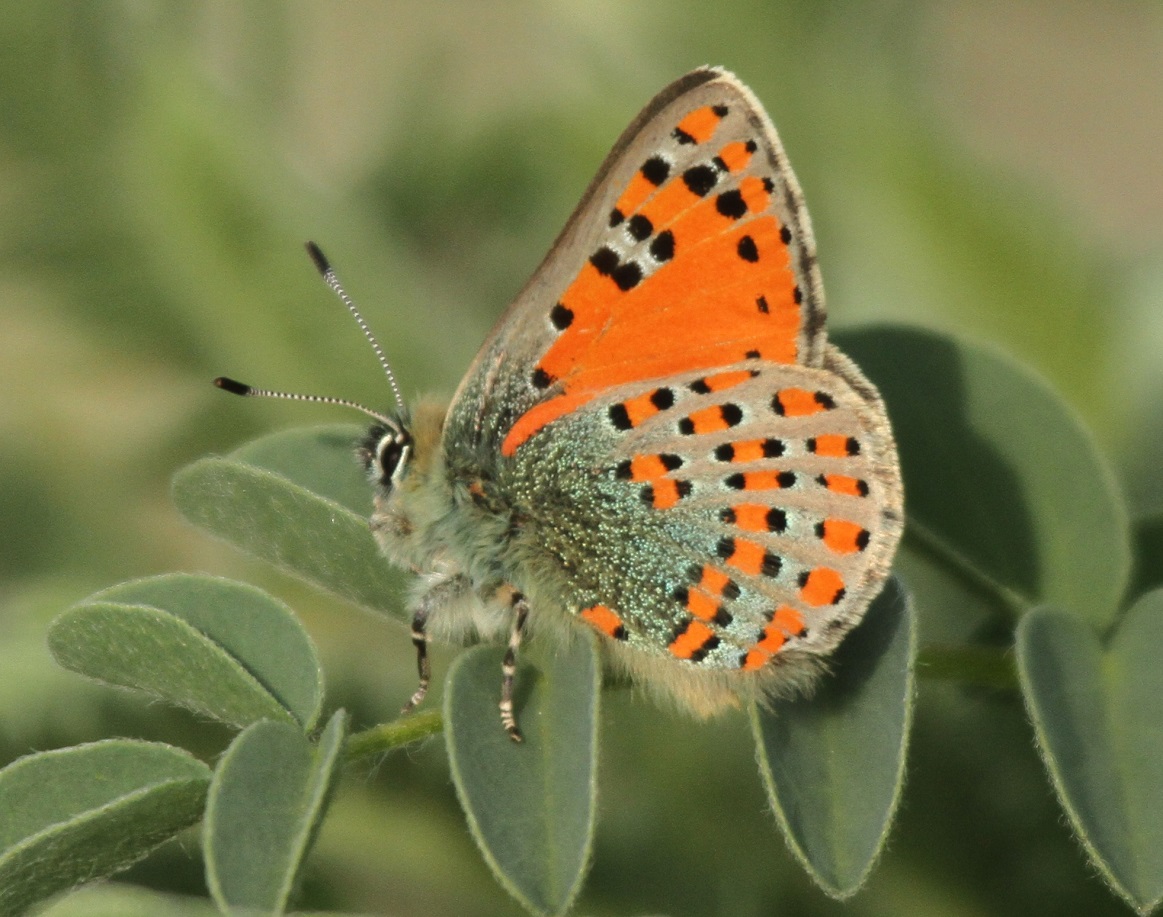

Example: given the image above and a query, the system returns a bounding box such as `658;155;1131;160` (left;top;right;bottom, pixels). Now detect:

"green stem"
903;521;1030;620
345;710;444;761
917;645;1018;691
900;522;1032;690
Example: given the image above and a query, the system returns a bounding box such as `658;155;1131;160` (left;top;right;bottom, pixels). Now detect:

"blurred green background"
2;2;1160;915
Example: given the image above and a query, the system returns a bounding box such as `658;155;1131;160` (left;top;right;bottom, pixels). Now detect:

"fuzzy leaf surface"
753;577;914;897
204;710;348;915
445;635;599;917
1018;596;1163;915
0;740;210;917
50;574;322;729
172;426;403;619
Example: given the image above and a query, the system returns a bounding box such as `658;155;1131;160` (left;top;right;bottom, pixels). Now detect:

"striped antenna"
214;242;406;431
213;377;401;431
305;241;406;413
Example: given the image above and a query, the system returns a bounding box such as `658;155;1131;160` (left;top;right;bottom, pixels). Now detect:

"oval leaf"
1017;596;1163;914
73;574;321;729
49;603;294;730
0;740;210;917
752;577;915;897
445;634;599;917
49;574;322;730
172;427;403;619
837;326;1130;627
205;709;348;915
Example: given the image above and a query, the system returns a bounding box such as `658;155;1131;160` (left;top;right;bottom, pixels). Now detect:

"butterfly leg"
499;589;529;743
401;574;469;715
400;604;431;715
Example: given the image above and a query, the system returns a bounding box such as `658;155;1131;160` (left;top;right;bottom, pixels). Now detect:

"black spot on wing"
591;247;619;275
550;303;574;330
650;230;675;263
716;189;747;219
612;261;643;291
683;164;718;196
627;214;653;241
609;404;632;430
641;156;670;186
651;388;675;410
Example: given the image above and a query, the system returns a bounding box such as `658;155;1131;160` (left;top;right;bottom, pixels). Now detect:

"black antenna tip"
305;240;331;275
214;377;252;396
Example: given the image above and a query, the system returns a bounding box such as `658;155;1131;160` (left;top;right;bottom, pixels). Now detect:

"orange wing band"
504;121;806;456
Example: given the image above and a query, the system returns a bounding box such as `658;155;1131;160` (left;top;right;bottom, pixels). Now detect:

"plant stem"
903;522;1030;620
345;710;444;761
916;645;1018;690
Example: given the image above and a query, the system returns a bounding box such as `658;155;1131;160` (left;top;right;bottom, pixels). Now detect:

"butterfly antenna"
213;376;402;431
305;241;406;414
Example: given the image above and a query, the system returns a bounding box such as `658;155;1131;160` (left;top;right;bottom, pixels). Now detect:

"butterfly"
217;67;903;742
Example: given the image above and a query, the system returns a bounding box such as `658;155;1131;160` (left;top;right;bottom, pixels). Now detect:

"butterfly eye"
376;433;411;487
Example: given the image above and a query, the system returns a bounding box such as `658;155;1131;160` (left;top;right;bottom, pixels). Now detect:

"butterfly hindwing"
498;348;900;671
444;67;825;460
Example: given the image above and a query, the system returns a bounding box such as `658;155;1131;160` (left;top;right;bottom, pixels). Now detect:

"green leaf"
752;577;915;897
49;574;322;730
444;634;599;917
0;740;210;917
205;709;348;915
837;326;1130;627
172;426;404;619
83;573;321;727
230;424;372;516
1017;596;1163;914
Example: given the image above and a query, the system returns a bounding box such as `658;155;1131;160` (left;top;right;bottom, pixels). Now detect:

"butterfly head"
216;240;416;491
359;420;412;491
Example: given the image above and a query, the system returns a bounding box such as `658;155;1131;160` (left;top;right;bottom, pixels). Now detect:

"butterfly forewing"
444;67;824;460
